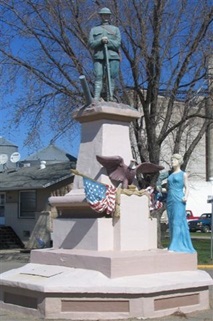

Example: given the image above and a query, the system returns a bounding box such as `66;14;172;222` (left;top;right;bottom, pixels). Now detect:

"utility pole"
206;56;213;259
207;178;213;260
206;56;213;181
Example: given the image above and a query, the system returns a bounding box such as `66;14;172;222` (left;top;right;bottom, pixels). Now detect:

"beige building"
158;96;212;216
0;139;76;248
128;87;212;217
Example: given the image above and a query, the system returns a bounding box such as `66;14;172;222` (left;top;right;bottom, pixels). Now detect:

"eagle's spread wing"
96;155;126;182
136;162;164;174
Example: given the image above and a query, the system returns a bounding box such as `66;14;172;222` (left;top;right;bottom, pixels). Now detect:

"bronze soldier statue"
88;7;121;101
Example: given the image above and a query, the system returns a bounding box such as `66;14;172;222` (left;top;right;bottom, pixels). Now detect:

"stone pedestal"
47;103;157;258
73;103;137;189
50;194;156;252
50;103;141;199
0;102;212;320
0;265;211;320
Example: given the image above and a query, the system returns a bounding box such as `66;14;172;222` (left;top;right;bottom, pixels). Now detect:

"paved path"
0;250;213;321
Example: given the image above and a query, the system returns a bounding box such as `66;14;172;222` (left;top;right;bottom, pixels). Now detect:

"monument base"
0;264;212;320
50;194;157;252
30;248;197;278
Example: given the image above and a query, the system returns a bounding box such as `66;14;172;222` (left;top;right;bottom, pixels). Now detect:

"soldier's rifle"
104;43;113;101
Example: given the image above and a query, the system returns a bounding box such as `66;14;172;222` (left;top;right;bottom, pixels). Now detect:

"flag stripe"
83;177;116;215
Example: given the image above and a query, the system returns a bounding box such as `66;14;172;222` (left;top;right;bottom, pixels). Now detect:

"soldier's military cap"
99;7;111;15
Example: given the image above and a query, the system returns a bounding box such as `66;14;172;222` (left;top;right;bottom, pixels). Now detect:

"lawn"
161;237;213;265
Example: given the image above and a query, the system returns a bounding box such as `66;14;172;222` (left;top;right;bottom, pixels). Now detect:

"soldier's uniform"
88;8;121;100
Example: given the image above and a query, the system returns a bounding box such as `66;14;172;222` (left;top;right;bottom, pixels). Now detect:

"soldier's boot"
94;81;102;101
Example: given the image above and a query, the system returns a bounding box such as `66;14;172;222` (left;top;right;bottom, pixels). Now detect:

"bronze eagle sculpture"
96;155;164;189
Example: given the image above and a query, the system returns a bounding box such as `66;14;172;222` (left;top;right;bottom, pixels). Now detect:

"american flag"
83;177;116;215
146;186;163;211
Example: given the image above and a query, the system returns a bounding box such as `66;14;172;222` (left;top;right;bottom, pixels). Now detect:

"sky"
0;107;81;160
0;1;211;161
0;3;84;161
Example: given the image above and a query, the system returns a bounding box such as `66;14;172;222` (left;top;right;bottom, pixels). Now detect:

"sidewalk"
0;249;213;321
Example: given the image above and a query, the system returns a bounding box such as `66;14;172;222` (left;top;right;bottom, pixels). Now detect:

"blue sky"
0;107;81;160
0;1;211;161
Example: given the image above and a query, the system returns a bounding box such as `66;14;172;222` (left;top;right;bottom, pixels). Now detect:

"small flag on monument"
145;186;164;211
83;177;116;215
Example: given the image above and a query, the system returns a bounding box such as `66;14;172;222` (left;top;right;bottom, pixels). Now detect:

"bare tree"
1;0;212;161
119;0;212;163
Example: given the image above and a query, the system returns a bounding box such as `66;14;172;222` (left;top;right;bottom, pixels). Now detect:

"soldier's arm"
88;28;103;49
107;27;121;50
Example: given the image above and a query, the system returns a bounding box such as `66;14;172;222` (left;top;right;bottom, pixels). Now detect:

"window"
19;190;36;218
0;193;5;217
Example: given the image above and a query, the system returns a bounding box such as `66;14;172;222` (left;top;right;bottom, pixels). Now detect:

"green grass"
161;237;213;265
190;232;211;238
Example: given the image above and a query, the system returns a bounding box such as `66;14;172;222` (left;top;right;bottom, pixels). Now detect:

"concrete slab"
0;264;212;319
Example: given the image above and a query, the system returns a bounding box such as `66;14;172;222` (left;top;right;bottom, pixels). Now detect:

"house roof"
25;143;76;163
0;161;75;191
0;136;18;148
